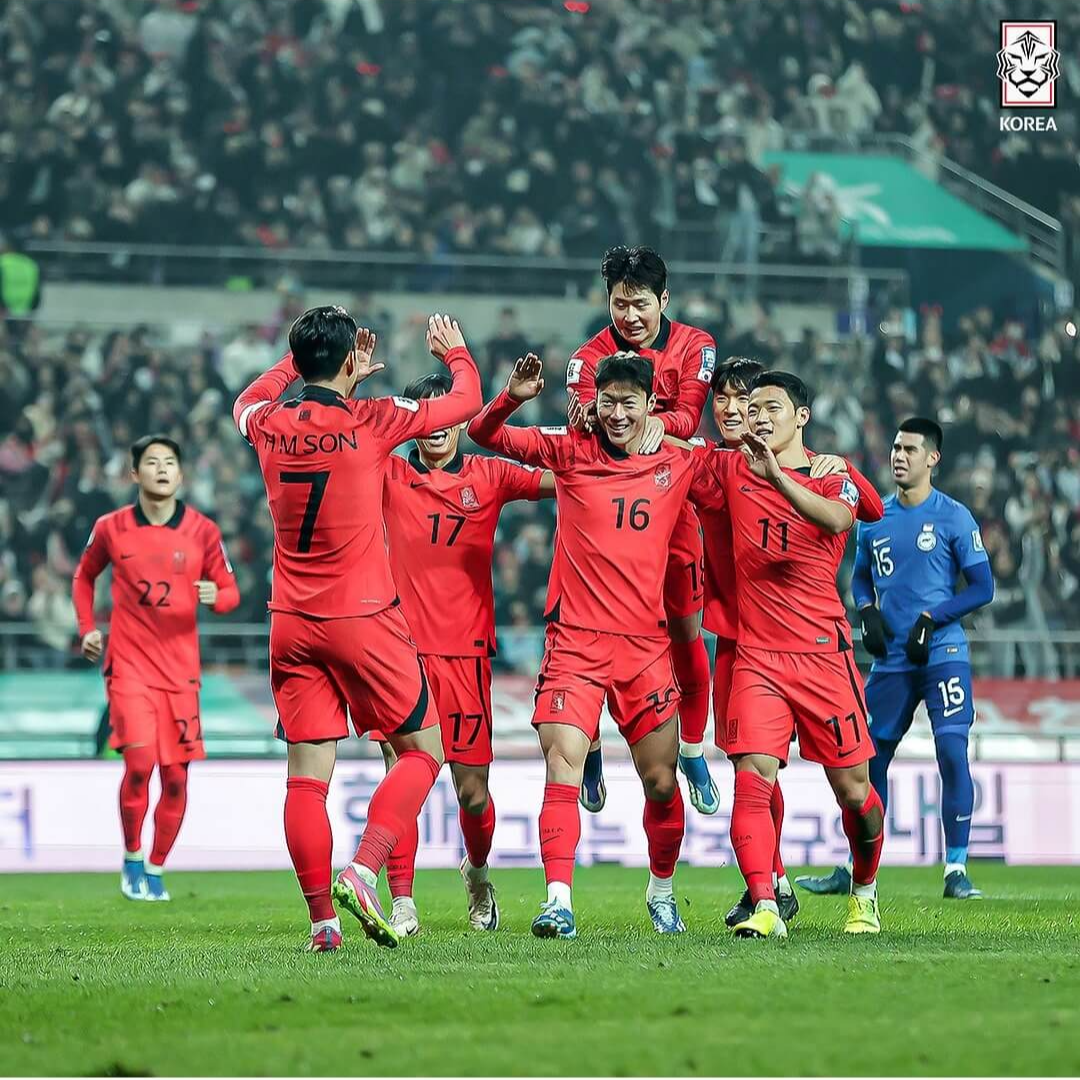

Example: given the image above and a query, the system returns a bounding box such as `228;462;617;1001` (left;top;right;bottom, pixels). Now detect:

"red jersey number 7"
279;470;330;553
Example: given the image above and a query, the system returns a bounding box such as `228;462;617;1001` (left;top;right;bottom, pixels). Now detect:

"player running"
233;307;482;952
566;245;719;816
371;370;555;936
73;434;240;902
470;351;715;939
796;417;994;901
697;357;884;929
696;371;886;938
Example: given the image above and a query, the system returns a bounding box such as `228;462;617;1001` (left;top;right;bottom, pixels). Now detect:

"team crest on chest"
916;523;937;552
173;550;187;572
460;486;479;509
654;464;672;489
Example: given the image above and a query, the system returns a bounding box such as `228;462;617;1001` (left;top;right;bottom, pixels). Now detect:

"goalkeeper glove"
858;605;891;659
905;612;935;666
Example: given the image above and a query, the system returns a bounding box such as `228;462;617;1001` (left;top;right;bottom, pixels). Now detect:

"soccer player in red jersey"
696;357;884;930
470;350;717;939
233;307;482;952
566;246;719;817
370;369;554;936
695;370;886;938
72;434;240;902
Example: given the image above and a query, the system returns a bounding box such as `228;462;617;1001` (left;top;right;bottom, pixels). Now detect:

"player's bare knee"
666;612;701;644
733;754;779;783
379;742;397;772
642;765;677;802
453;767;490;814
829;768;870;810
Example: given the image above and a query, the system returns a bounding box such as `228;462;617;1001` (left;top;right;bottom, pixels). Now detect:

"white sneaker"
389;896;420;937
460;859;499;931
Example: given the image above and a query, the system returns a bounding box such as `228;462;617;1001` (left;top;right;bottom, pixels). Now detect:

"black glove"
905;612;935;666
859;605;891;659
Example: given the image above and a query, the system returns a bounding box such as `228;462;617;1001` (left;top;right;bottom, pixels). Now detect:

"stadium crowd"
1;0;1077;278
1;296;1077;676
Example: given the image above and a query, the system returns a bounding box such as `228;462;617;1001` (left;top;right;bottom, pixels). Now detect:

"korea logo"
916;523;937;552
998;22;1059;108
173;549;187;572
460;485;479;509
654;463;672;489
551;691;566;713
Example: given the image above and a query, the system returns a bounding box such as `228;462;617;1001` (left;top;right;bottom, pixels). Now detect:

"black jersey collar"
598;430;631;460
291;385;352;412
408;446;465;474
611;313;672;353
134;499;186;529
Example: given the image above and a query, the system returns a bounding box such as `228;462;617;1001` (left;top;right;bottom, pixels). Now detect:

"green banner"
763;152;1027;251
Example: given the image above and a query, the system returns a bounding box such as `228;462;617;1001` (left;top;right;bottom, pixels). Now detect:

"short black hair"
403;371;452;400
601;245;667;300
749;370;812;409
288;305;357;382
131;434;182;470
595;351;654;397
898;416;944;454
712;355;764;394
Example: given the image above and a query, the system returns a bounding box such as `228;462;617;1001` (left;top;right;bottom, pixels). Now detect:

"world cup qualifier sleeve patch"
566;358;584;387
838;478;860;508
392;396;420;412
697;346;716;382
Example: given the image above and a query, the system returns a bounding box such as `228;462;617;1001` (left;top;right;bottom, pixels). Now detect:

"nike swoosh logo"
739;485;754;493
409;481;425;488
956;814;972;821
120;554;135;560
917;629;927;645
943;705;964;718
872;537;889;547
838;747;860;759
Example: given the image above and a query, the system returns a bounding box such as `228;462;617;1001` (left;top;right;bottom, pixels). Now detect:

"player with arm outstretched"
697;370;885;938
72;434;240;902
233;307;482;952
370;369;555;937
796;417;994;901
470;351;709;939
695;357;885;930
566;245;719;817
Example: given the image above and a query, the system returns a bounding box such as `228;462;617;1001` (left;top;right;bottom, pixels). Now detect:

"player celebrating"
470;351;713;939
796;418;994;901
566;245;719;816
73;435;240;902
371;370;554;936
233;308;482;952
698;358;884;929
697;371;885;938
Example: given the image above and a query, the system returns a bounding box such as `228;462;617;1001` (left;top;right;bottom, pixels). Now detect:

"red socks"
460;798;496;869
770;779;787;879
284;776;335;922
354;750;440;874
731;770;777;904
149;763;188;867
842;786;885;885
671;636;711;745
119;747;155;853
644;788;684;878
385;818;418;899
539;783;580;886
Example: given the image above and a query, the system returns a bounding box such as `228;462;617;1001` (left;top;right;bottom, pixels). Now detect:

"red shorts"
107;678;204;766
724;646;875;768
533;624;679;745
663;502;704;621
270;605;438;743
711;637;736;752
370;654;494;766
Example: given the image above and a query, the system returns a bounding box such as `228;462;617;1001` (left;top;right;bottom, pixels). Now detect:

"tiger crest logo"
654;464;671;489
997;23;1059;107
460;486;479;509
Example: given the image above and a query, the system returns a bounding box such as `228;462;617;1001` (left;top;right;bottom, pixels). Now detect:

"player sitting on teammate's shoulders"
372;369;555;937
470;350;722;939
73;434;240;903
796;417;994;902
566;245;718;819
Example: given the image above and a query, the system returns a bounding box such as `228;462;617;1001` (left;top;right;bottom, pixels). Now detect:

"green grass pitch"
2;865;1079;1077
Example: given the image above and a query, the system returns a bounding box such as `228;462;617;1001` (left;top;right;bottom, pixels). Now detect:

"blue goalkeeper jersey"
852;488;990;673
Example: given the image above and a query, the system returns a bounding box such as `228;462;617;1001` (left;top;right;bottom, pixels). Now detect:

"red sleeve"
494;456;545;504
233;352;299;442
565;340;601;403
365;346;482;448
819;473;860;527
687;449;728;512
467;389;572;470
72;518;111;637
660;331;714;440
202;522;240;614
848;464;884;522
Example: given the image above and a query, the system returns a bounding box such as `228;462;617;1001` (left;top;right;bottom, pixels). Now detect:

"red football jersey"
692;440;886;642
72;501;240;691
233;347;481;619
384;448;545;656
469;390;702;638
694;449;861;653
566;316;716;440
